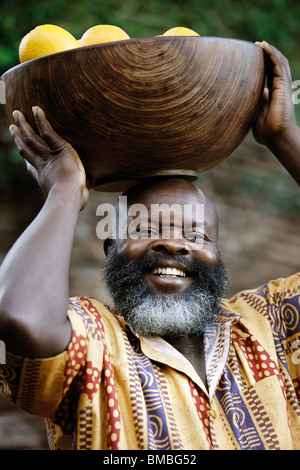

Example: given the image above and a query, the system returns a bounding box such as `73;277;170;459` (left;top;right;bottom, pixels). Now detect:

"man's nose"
151;237;190;256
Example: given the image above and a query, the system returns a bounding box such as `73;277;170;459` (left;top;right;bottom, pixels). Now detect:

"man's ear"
103;237;114;256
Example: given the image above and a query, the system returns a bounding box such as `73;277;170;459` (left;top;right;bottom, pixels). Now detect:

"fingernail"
32;106;38;116
262;40;270;46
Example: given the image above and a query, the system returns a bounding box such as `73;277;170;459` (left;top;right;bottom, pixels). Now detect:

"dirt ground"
0;134;299;449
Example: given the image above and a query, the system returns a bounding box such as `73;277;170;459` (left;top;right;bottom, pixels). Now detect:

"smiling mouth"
151;267;187;278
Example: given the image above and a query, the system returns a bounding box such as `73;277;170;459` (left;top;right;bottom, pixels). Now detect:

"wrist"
48;180;88;210
265;124;300;153
265;124;300;185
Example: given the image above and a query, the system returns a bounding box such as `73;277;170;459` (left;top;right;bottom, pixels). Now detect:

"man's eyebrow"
127;216;207;228
191;220;208;228
125;203;210;226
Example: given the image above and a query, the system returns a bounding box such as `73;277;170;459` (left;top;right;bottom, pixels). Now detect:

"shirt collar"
217;301;243;323
110;301;242;398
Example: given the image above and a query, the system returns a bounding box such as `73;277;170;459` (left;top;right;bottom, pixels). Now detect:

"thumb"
25;160;40;184
252;89;270;143
256;88;270;122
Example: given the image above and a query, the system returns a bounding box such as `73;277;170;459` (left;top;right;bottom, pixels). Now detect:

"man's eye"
139;227;159;238
185;232;205;243
128;227;159;239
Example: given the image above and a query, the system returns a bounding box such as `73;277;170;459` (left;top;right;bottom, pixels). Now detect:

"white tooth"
152;267;186;277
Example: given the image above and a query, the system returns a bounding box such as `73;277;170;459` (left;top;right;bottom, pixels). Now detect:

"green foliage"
1;0;300;73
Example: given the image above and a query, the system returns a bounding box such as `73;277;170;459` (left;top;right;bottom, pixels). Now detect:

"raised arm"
0;107;89;358
253;41;300;185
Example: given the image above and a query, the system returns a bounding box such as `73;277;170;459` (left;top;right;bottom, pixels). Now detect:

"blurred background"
0;0;299;450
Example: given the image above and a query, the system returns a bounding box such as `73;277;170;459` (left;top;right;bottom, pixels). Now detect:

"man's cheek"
193;246;219;266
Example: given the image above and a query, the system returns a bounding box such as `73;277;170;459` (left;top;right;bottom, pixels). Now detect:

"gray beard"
115;289;220;338
103;242;227;338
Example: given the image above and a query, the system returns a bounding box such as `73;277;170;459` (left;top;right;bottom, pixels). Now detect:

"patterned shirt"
1;273;300;450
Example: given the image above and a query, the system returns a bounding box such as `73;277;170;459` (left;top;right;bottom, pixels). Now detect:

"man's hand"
253;41;300;185
9;106;89;210
253;41;296;145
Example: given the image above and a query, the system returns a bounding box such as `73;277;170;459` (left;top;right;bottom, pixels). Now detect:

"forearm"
252;43;300;185
266;125;300;185
0;183;82;357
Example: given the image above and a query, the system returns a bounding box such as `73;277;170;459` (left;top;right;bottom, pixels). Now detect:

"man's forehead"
120;177;218;235
124;177;210;205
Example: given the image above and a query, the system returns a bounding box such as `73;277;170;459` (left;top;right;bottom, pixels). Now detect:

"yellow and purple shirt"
1;273;300;450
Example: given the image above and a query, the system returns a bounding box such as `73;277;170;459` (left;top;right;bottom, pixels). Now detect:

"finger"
32;106;68;150
262;87;270;102
257;88;270;119
24;160;39;181
12;109;46;154
9;123;38;164
259;41;292;83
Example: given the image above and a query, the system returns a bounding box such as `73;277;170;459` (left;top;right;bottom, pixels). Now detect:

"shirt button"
211;409;217;419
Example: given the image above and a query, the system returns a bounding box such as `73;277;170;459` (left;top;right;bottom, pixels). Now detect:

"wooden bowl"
1;37;265;191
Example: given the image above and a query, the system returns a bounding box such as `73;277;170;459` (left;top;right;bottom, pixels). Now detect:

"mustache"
138;253;202;273
105;245;227;291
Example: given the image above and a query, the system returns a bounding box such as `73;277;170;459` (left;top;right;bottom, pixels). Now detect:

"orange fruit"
19;24;78;63
79;25;130;47
162;27;200;36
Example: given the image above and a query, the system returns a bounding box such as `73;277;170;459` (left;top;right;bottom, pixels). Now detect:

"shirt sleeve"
266;273;300;381
266;273;300;337
0;299;103;419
